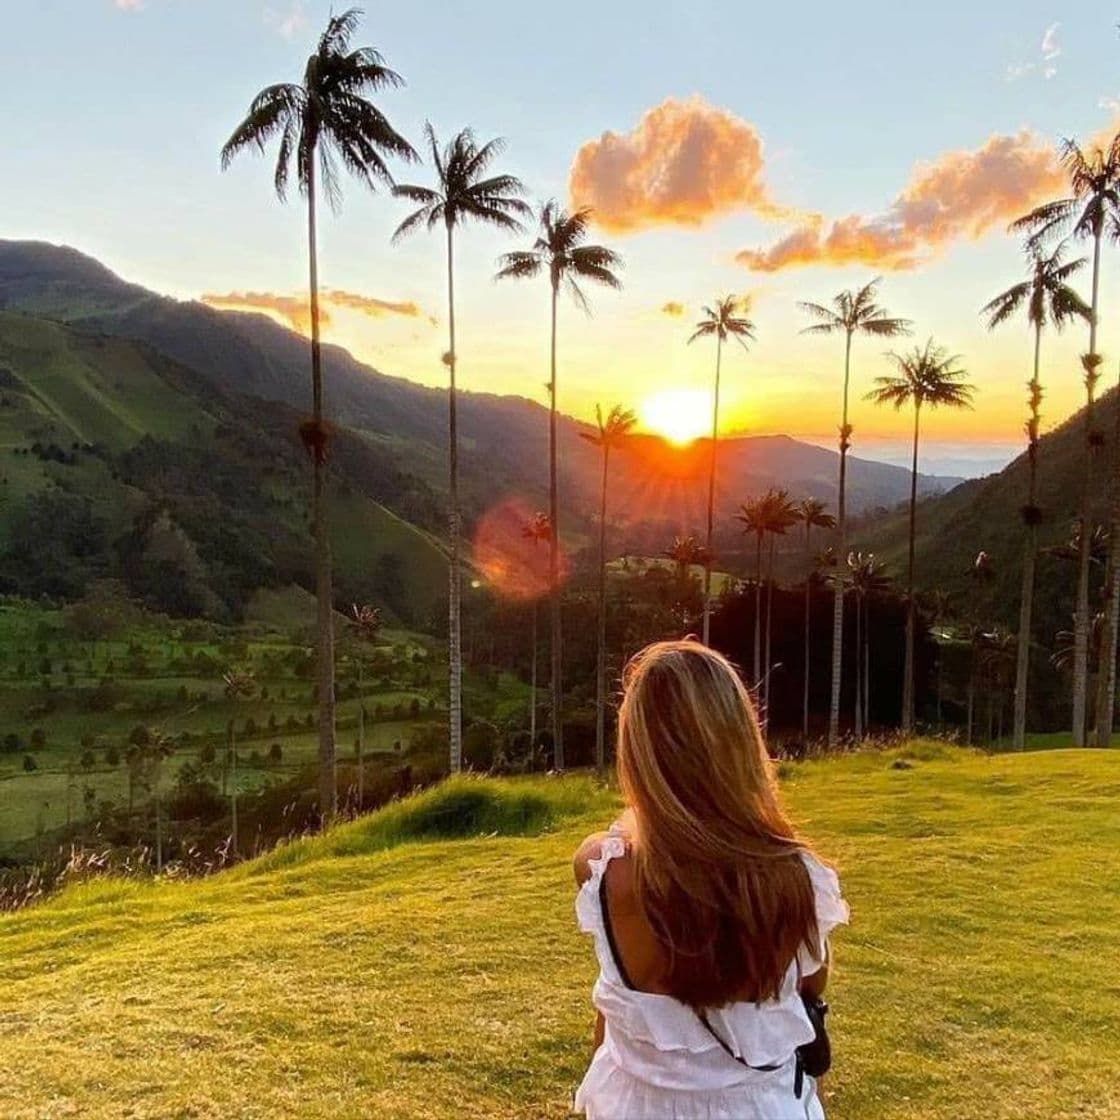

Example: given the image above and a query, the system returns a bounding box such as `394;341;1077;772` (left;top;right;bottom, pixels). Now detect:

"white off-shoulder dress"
574;834;849;1120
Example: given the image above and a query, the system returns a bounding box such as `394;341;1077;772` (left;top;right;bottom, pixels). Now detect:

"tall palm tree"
848;552;891;735
392;126;529;774
982;244;1090;749
799;280;911;747
220;9;415;817
496;203;622;769
580;404;637;772
1011;134;1120;745
921;588;956;731
1099;364;1120;746
222;669;256;855
348;603;381;806
866;340;975;733
762;489;799;717
736;497;768;684
796;498;835;738
688;296;757;645
521;512;551;752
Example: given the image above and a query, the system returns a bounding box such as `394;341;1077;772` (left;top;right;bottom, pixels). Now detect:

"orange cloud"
569;96;789;233
321;289;426;320
201;291;327;334
200;289;432;335
738;129;1065;272
661;301;686;317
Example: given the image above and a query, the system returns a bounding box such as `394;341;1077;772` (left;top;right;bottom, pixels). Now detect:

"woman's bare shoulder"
573;819;635;885
572;831;611;885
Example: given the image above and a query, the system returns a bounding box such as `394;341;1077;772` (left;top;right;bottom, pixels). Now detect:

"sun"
639;388;713;446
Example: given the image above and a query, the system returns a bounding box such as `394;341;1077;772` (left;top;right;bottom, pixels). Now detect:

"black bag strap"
597;867;637;990
598;864;805;1097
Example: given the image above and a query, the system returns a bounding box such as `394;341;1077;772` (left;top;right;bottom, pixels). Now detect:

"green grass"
0;747;1116;1118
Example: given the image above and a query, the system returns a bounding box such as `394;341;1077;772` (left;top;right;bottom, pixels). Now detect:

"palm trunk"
829;329;853;746
229;722;239;857
753;534;763;684
357;703;365;809
446;223;463;774
863;597;871;729
901;403;920;734
308;158;337;819
529;600;538;748
802;525;812;740
702;336;723;645
966;656;975;745
1073;228;1102;746
1093;359;1120;746
594;444;609;773
1013;325;1043;750
764;534;775;722
548;281;563;769
854;591;863;740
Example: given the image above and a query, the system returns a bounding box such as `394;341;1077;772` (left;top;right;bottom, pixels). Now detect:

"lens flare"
640;389;713;446
471;497;567;602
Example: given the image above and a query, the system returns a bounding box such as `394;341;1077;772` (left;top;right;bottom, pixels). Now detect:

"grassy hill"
0;239;963;542
854;384;1119;622
0;309;448;624
0;746;1115;1119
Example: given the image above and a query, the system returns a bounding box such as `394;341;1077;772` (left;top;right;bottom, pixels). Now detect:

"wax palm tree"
799;280;911;746
848;552;891;736
496;202;622;768
347;603;381;807
1011;134;1120;745
736;497;768;683
521;513;551;752
866;340;975;733
220;8;415;817
796;499;835;738
688;296;756;645
920;588;956;731
580;404;637;772
392;126;529;774
222;670;256;855
982;244;1090;749
1099;369;1120;746
761;489;799;717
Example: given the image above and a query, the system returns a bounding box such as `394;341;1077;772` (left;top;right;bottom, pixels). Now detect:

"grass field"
0;745;1115;1118
0;599;529;853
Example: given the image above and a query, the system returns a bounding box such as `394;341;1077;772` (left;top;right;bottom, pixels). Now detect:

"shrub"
29;728;45;750
23;755;37;772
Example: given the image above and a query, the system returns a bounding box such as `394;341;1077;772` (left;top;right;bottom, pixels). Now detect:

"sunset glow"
640;388;713;445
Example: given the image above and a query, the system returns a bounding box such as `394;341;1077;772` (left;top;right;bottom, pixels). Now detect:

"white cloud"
1007;21;1061;82
114;0;144;9
265;1;308;40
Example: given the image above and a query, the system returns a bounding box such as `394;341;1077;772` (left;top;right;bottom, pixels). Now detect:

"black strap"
598;867;637;990
598;866;802;1098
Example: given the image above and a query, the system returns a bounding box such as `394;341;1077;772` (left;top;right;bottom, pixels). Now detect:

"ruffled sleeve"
575;832;628;936
798;852;849;975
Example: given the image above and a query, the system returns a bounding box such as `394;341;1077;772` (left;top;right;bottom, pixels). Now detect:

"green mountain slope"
0;748;1115;1119
0;240;963;542
854;385;1118;628
0;311;447;624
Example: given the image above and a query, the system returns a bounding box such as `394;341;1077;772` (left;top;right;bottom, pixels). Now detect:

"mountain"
0;241;962;548
854;381;1119;637
0;309;448;625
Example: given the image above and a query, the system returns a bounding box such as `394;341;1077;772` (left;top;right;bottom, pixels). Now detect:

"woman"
573;640;849;1119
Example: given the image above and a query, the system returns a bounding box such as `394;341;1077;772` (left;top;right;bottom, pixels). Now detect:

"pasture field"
0;598;527;854
0;745;1115;1118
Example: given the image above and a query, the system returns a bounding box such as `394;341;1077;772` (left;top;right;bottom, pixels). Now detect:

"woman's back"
572;641;850;1120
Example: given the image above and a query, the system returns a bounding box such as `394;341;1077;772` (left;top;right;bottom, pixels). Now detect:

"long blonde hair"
616;639;819;1007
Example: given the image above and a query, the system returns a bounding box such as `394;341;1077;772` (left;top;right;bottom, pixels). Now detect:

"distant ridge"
0;238;964;546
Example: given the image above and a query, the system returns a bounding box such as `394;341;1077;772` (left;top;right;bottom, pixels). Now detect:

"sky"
3;2;1120;475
